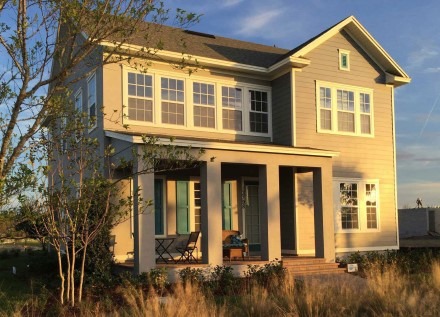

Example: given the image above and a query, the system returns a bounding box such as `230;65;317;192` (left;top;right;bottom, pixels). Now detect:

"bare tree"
25;108;202;306
0;0;199;204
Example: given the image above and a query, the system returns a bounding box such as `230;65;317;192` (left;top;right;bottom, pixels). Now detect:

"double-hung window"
334;179;379;232
193;82;215;128
317;81;373;136
87;73;96;129
249;90;268;133
222;86;243;131
161;77;185;125
127;73;153;122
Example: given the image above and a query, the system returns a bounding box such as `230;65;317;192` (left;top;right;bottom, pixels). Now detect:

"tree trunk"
56;249;65;305
78;242;88;302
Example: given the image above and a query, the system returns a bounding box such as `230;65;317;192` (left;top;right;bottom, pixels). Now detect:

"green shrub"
245;259;286;289
178;267;206;286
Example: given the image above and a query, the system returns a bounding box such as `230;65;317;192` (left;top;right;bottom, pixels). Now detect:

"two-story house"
61;16;410;273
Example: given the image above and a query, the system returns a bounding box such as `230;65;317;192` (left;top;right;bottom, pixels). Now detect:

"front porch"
110;140;338;273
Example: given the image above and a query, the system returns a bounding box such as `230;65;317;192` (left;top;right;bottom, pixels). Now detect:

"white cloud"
235;9;283;36
221;0;244;8
407;46;439;69
424;67;440;73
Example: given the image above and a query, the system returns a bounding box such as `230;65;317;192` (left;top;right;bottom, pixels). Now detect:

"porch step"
282;258;346;277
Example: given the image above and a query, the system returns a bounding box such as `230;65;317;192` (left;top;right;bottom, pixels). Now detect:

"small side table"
155;238;175;263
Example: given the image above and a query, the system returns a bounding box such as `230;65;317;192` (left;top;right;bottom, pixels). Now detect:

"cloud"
424;67;440;73
221;0;244;8
407;46;439;69
235;9;283;36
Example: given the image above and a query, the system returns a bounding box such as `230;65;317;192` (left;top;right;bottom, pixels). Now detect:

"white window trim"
189;177;200;232
338;49;350;71
316;80;374;137
87;73;97;131
333;177;380;233
122;67;272;138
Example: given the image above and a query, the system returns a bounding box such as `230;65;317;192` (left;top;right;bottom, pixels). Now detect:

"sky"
165;0;440;208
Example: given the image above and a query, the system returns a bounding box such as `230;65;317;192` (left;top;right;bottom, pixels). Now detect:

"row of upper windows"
124;71;271;135
70;72;376;140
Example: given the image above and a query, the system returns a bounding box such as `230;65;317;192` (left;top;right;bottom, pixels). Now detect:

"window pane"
366;184;377;229
222;109;242;131
249;90;268;133
320;109;331;130
161;78;184;125
361;114;371;134
338;112;354;132
340;183;359;229
194;82;215;128
127;72;153;122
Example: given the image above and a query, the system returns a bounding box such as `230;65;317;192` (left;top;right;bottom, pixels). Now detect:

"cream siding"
295;30;397;250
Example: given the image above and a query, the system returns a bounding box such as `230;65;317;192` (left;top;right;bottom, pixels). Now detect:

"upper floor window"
338;49;350;71
128;73;153;122
334;178;379;233
123;69;271;137
222;86;242;131
316;81;373;136
193;82;215;128
87;73;96;129
249;90;268;133
161;77;185;125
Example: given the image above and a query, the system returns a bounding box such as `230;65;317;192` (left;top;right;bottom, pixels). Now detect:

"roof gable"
286;16;410;86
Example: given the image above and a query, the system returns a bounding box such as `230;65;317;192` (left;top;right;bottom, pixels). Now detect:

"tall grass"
7;261;440;316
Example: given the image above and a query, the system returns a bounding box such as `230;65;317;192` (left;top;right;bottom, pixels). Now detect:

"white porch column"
259;164;282;261
133;151;156;274
313;163;335;262
201;160;223;265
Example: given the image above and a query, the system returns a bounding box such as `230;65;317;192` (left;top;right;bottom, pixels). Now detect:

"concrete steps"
282;258;346;277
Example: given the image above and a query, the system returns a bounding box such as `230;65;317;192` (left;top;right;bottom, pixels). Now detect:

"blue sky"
167;0;440;208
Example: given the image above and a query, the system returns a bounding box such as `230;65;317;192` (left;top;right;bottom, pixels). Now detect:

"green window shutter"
222;182;232;230
154;179;164;235
176;181;189;234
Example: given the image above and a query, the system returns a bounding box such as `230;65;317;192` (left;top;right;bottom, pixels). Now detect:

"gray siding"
272;72;292;145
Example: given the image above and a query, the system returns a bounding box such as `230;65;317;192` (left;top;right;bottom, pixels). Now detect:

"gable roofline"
286;16;411;86
94;16;409;85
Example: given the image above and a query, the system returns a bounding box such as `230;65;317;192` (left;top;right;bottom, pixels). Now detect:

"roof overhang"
105;131;339;158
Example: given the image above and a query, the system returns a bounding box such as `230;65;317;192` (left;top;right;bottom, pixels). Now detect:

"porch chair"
176;231;200;263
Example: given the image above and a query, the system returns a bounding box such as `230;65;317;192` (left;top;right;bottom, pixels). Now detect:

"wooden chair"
176;231;200;263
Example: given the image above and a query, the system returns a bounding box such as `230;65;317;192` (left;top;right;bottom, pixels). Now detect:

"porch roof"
105;131;339;158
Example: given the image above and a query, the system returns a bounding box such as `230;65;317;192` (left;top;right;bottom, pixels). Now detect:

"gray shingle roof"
114;23;291;68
